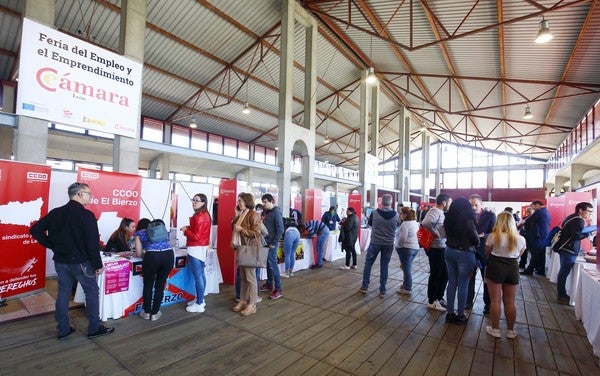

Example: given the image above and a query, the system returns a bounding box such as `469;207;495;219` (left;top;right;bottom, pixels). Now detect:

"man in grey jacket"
421;193;452;311
359;194;398;297
259;194;284;300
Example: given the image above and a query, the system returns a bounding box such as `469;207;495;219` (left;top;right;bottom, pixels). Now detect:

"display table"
548;253;595;305
360;228;371;251
323;232;344;261
75;248;222;321
575;268;600;358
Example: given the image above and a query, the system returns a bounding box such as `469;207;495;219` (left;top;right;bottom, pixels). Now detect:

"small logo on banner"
26;172;49;182
80;171;100;180
219;188;235;195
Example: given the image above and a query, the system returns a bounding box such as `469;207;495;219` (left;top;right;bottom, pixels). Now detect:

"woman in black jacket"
444;197;479;325
339;207;359;269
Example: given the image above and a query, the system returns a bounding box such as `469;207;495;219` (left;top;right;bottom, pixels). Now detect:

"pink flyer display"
104;260;131;295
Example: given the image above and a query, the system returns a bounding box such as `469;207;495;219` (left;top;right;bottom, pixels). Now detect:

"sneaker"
58;326;76;340
235;297;240;302
445;312;457;323
438;298;447;308
427;301;447;312
259;284;273;292
87;325;114;339
557;296;570;305
485;325;501;338
289;272;294;277
396;288;411;295
139;310;150;320
452;314;468;325
256;296;263;303
151;311;162;321
358;288;368;294
339;266;350;270
186;303;205;313
506;329;517;339
310;264;323;269
350;265;358;269
281;273;289;278
270;289;283;300
379;292;386;298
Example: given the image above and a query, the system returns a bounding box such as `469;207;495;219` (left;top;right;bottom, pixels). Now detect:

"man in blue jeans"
30;182;114;340
259;194;284;300
360;194;398;297
302;219;330;269
556;202;595;304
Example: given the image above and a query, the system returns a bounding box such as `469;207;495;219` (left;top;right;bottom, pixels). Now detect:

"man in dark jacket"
360;194;398;297
339;207;359;269
259;194;284;300
556;202;595;304
29;182;114;340
522;200;551;276
466;194;496;314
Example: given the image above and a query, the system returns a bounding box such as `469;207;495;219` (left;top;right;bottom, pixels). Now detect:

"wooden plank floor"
1;251;599;375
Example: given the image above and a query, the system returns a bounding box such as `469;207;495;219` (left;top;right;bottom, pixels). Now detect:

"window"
429;145;438;169
191;130;207;151
527;169;544;188
441;144;457;168
509;170;526;188
265;149;276;165
238;142;250;160
472;149;488;167
142;118;163;142
410;150;422;170
492;170;509;188
171;125;190;148
472;171;487;188
223;138;237;157
382;174;394;189
443;172;457;189
208;134;223;154
493;154;509;167
254;146;265;163
457;171;471;188
457;148;472;168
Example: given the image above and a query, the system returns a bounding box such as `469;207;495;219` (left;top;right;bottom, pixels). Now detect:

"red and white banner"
0;160;50;298
77;168;141;245
16;18;142;138
217;179;238;284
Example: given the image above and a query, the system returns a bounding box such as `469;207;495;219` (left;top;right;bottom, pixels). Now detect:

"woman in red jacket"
180;193;212;313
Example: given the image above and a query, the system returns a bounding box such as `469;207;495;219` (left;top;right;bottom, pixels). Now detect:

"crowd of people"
29;181;595;340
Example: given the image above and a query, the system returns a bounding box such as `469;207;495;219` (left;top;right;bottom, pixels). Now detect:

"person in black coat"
339;208;359;269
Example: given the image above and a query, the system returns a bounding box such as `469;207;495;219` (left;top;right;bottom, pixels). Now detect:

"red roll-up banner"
77;168;141;245
0;160;51;298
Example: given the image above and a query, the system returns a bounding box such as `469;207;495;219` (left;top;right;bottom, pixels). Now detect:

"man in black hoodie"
359;194;398;297
259;194;284;300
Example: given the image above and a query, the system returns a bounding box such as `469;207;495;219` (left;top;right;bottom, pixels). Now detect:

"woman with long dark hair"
105;218;135;253
444;197;479;325
181;193;212;313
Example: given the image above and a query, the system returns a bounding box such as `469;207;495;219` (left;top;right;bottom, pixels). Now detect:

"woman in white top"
395;207;420;295
484;212;526;339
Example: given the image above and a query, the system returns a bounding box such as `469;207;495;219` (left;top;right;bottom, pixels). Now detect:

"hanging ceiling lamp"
535;18;554;44
242;102;251;114
366;67;378;85
523;105;533;120
189;118;197;128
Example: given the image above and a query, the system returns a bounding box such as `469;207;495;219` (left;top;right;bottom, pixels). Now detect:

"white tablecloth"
548;253;594;305
75;248;222;321
323;232;344;261
575;268;600;358
360;228;371;251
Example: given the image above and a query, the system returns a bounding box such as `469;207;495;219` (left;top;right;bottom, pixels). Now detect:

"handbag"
416;226;435;251
236;240;269;268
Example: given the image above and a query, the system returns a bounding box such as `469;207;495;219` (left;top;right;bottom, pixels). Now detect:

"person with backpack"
181;193;211;313
134;218;173;321
556;202;595;304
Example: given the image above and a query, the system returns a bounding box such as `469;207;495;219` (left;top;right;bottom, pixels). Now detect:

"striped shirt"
303;220;328;237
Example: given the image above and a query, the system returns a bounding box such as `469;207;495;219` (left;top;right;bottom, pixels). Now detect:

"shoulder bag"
236;237;268;268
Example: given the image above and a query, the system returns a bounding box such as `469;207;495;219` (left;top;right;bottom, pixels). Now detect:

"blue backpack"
146;220;168;243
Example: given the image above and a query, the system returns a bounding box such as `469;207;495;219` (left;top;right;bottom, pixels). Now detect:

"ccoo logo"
26;172;48;181
81;171;100;180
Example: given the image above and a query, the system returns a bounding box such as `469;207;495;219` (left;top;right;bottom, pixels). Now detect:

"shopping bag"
236;244;269;267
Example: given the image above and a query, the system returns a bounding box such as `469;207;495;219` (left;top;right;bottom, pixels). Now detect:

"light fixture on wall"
535;18;554;44
523;105;533;119
323;118;330;143
189;118;197;128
